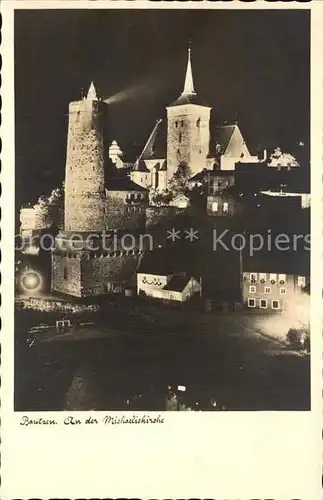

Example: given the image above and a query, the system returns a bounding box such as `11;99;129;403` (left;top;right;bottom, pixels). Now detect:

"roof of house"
163;274;192;292
189;169;235;183
105;174;148;192
137;248;187;275
242;247;310;276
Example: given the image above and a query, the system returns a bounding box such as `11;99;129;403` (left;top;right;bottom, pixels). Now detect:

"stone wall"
81;253;140;296
51;253;82;297
105;197;146;231
146;206;181;228
167;105;210;178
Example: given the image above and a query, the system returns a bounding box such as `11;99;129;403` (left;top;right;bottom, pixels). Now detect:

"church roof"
208;124;257;158
140;119;167;161
133;159;150;173
168;93;211;108
213;125;237;156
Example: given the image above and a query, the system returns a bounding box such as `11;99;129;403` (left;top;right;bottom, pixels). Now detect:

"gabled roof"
242;247;310;276
133;159;150;173
163;275;191;292
137;248;186;275
209;124;258;158
105;174;148;192
189;169;235;183
140;119;167;161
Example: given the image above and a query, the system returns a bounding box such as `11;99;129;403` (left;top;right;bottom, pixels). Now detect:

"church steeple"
182;42;196;96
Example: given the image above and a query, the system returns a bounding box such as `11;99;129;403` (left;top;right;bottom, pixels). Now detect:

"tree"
149;189;173;206
167;162;192;197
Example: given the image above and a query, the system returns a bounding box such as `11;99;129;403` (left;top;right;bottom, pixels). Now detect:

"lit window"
272;300;280;310
269;273;276;284
223;202;229;213
212;202;218;212
280;288;286;295
259;273;266;283
297;276;306;287
250;273;257;282
248;298;256;308
264;287;271;294
249;285;256;293
279;274;286;284
260;299;267;309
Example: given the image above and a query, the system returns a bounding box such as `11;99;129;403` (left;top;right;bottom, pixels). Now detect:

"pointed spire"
182;40;196;96
86;81;98;101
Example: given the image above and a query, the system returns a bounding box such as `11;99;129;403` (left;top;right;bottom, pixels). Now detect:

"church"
110;45;260;193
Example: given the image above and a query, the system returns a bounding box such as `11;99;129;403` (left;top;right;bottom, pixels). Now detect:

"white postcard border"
1;2;322;499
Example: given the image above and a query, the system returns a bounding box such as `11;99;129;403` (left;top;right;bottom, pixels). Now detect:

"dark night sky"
15;9;309;208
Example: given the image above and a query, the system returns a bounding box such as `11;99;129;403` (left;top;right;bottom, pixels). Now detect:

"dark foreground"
15;306;310;411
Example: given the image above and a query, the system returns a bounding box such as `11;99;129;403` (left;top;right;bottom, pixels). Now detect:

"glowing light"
20;270;42;293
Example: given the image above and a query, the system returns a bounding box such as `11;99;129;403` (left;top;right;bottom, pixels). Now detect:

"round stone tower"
64;82;106;232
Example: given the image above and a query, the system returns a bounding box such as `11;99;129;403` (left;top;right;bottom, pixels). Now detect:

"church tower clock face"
166;44;211;178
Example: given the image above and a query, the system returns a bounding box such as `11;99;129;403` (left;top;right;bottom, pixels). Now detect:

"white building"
137;271;201;302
